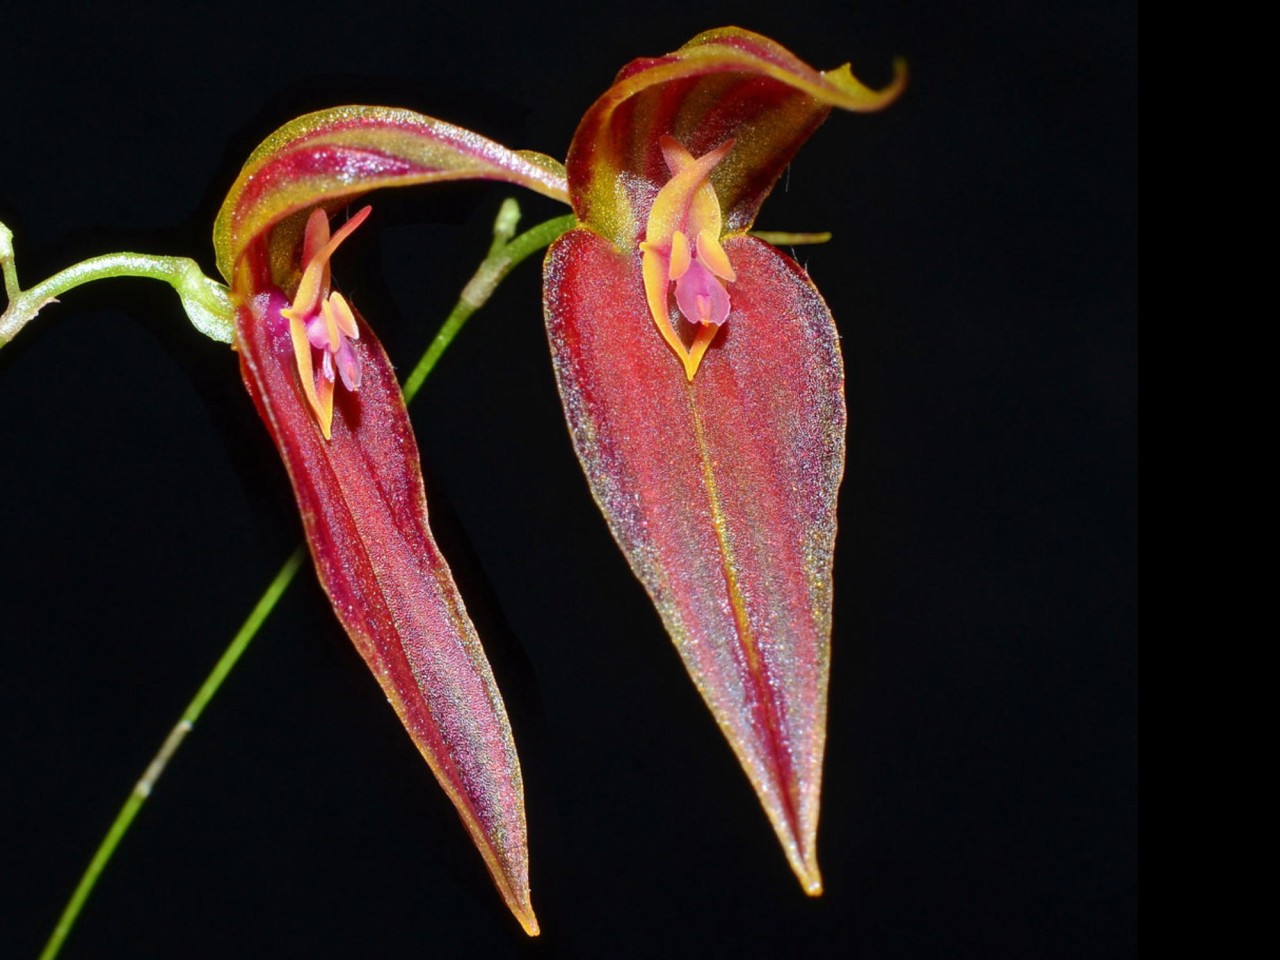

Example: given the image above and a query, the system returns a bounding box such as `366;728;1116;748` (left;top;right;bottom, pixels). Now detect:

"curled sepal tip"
567;26;905;246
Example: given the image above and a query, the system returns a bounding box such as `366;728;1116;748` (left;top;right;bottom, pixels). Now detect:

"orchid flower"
212;107;570;935
542;28;905;891
3;31;903;952
215;31;905;910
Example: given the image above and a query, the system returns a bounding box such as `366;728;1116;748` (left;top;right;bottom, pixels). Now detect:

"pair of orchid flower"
39;28;904;936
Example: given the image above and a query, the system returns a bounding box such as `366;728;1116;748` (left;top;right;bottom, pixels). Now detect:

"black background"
1;2;1135;957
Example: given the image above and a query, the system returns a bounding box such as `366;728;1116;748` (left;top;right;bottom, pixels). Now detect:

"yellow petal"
327;290;359;340
643;140;733;249
696;228;735;282
669;230;691;280
641;244;690;368
287;313;331;440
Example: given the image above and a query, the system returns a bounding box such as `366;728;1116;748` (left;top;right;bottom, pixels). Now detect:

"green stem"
401;209;574;402
0;227;234;346
37;201;574;960
38;548;306;960
748;230;832;246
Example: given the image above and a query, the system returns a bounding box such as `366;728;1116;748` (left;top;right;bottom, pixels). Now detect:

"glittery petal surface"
543;228;844;890
237;290;538;935
214;105;569;288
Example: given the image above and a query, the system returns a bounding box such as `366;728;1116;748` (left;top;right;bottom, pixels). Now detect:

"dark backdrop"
1;2;1136;957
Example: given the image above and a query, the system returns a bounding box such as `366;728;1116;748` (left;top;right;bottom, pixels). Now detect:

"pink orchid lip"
673;256;731;328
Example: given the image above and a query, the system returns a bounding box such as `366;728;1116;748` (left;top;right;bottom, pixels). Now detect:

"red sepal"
544;228;844;891
237;289;538;935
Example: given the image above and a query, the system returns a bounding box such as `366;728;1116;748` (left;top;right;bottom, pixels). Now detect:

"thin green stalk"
37;547;306;960
0;226;234;347
401;210;574;401
748;230;832;246
37;201;574;960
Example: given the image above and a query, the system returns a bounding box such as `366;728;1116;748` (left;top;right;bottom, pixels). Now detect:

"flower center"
281;206;370;439
639;137;736;381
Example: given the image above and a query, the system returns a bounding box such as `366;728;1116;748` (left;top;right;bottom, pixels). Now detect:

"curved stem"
0;227;234;346
38;201;575;960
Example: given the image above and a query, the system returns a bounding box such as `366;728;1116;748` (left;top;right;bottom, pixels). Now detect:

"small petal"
315;356;336;434
328;290;359;341
643;140;733;250
291;208;332;318
669;230;691;280
335;337;362;392
280;206;368;329
640;242;684;365
286;310;330;440
696;229;735;283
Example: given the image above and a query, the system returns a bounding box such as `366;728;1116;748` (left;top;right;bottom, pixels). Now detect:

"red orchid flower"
543;28;905;892
204;27;900;926
211;107;570;935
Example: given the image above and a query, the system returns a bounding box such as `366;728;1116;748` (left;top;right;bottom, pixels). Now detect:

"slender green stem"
749;230;832;246
37;201;574;960
37;547;307;960
0;229;234;347
401;210;574;402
